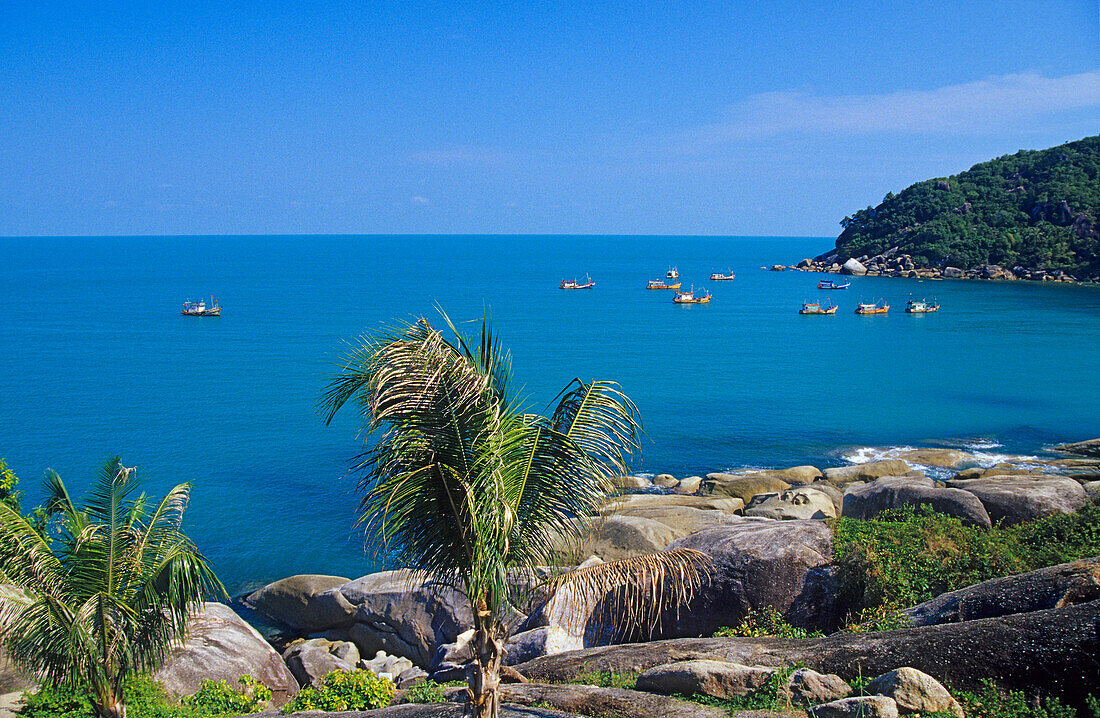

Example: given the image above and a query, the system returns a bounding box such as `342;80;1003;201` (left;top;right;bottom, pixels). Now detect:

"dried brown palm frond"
541;547;713;635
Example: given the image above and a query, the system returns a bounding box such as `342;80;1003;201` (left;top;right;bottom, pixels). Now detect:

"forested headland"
832;135;1100;275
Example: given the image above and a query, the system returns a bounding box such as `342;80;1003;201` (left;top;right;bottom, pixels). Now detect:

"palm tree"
0;457;224;718
321;311;710;718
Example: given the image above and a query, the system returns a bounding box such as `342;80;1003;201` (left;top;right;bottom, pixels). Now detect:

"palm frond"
542;548;713;636
550;379;642;478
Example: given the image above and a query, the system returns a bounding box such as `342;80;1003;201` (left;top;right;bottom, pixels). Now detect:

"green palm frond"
0;458;224;716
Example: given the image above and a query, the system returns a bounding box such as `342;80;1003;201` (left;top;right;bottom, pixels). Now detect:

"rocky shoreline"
769;247;1100;283
3;441;1099;717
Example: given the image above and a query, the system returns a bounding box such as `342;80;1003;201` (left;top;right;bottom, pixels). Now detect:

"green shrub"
831;503;1100;615
712;606;824;639
22;675;271;718
179;677;271;715
952;680;1094;718
570;670;638;690
404;680;447;704
281;669;395;713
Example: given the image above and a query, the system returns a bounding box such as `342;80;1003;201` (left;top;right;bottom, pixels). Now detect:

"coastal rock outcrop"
841;476;992;527
841;258;867;275
1054;437;1100;458
891;449;971;468
822;460;911;484
700;473;791;503
946;475;1088;524
338;570;473;669
155;602;298;706
659;519;836;636
744;487;837;520
245;574;354;632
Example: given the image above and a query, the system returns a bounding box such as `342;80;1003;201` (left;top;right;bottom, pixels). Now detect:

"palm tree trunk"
93;696;126;718
465;625;504;718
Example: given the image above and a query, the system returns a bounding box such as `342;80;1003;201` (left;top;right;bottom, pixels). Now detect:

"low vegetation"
281;669;395;713
832;502;1100;615
21;675;271;718
713;606;824;639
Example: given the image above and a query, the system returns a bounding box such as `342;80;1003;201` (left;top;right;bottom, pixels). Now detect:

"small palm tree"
321;311;710;718
0;457;224;718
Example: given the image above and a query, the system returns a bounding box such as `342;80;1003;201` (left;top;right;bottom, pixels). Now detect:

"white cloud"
692;70;1100;143
411;195;430;205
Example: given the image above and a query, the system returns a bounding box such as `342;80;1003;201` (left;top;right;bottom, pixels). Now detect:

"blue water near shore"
1;234;1098;594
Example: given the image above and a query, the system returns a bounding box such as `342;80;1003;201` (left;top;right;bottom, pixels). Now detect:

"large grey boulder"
282;640;354;688
611;505;743;536
155;602;298;706
699;473;791;503
501;682;727;718
673;476;704;494
904;556;1100;626
576;515;680;561
517;600;1100;702
745;487;837;520
842;476;992;527
635;660;776;699
810;696;897;718
659;519;836;636
946;475;1089;524
786;668;851;705
245;574;354;632
868;667;963;717
607;494;743;513
823;460;912;484
840;258;867;276
339;570;472;669
892;449;971;468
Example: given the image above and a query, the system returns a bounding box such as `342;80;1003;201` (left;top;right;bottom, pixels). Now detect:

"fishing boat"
646;279;681;289
672;286;711;304
560;274;595;290
666;266;679;279
710;270;736;281
855;301;889;314
905;298;940;313
799;300;838;314
818;279;851;289
181;295;221;316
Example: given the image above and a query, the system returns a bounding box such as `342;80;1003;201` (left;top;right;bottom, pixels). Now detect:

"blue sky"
2;1;1098;236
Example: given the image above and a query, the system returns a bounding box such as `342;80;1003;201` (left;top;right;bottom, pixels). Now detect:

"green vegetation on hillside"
836;135;1100;273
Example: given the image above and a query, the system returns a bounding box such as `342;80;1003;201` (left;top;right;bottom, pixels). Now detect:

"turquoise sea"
2;235;1098;594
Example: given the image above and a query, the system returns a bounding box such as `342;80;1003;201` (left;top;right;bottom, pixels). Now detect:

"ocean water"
1;234;1098;594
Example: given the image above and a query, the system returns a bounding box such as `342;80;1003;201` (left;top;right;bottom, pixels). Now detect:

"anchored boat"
666;266;679;279
855;301;889;314
673;286;711;304
800;300;838;314
905;298;940;313
181;296;221;316
647;279;681;289
818;280;851;289
560;274;595;289
710;270;736;281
